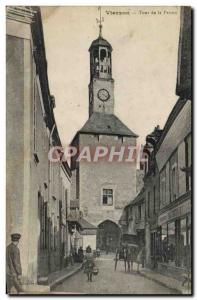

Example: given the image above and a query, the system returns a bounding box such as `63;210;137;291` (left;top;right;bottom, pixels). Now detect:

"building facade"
120;188;145;247
6;6;71;288
120;7;192;277
156;99;191;275
142;126;163;268
70;26;138;251
155;6;192;276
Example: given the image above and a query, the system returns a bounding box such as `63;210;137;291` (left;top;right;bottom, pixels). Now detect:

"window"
65;189;68;218
151;232;156;257
38;192;48;250
93;49;99;63
144;154;149;174
185;134;191;191
153;186;156;214
102;189;113;206
54;225;57;250
161;177;166;206
103;65;107;73
33;77;38;153
147;192;150;218
129;206;133;220
138;205;142;220
169;150;178;202
100;49;107;62
171;166;177;201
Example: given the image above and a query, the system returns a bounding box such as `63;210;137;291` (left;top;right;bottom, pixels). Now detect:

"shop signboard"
158;199;191;226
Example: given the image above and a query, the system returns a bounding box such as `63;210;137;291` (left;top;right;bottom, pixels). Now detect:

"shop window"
180;218;187;246
102;189;113;206
167;222;176;264
178;217;191;268
161;224;168;263
187;214;191;246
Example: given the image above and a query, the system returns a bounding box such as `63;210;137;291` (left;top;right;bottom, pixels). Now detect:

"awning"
78;218;97;235
67;216;97;235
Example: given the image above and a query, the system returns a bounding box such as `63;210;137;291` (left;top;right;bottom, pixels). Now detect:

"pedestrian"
136;246;145;273
78;246;84;263
6;233;24;294
125;245;134;272
84;246;95;282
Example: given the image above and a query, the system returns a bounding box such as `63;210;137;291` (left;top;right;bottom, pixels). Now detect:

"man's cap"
11;233;21;241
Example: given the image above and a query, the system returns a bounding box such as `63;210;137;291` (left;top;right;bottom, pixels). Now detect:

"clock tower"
88;24;114;116
70;11;138;251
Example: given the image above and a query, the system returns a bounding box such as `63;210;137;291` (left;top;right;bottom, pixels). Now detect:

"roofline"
155;98;187;153
70;130;138;145
79;131;138;138
89;37;113;51
124;188;145;208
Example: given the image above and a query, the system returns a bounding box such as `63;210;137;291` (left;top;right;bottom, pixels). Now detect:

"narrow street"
52;254;177;295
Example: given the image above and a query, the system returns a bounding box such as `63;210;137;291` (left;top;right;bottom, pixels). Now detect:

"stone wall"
71;133;137;227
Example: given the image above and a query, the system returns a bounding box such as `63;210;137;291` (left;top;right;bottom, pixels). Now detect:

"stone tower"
70;21;138;251
88;26;114;116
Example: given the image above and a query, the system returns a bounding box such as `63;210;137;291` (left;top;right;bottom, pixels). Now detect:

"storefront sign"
158;200;191;225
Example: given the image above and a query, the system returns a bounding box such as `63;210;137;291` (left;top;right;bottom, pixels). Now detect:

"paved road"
52;254;177;295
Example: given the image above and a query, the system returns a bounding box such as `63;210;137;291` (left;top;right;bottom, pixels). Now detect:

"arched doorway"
97;220;121;252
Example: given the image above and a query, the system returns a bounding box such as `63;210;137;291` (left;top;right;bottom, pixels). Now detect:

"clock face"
97;89;110;102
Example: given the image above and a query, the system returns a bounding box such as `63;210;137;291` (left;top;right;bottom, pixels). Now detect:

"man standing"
6;233;23;294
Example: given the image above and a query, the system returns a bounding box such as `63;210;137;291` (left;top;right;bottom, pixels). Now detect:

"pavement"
139;267;191;295
51;254;180;295
49;263;82;290
20;263;82;294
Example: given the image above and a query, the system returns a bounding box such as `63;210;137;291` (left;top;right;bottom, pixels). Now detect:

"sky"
41;6;180;147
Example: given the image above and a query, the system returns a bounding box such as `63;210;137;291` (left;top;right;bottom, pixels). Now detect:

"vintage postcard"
6;6;192;295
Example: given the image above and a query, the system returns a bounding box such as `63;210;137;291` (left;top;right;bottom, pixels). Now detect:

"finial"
96;6;104;38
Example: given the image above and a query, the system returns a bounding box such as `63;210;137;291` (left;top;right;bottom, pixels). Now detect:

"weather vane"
96;6;104;38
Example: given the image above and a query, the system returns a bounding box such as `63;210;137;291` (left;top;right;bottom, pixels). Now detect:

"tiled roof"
79;112;138;137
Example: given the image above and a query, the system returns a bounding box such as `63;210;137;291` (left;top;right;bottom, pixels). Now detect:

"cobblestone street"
52;254;177;295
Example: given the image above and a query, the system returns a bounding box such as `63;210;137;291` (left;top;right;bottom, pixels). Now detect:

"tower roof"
78;112;138;137
89;36;113;51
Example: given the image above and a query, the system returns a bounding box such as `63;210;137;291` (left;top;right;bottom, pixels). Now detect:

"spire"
97;6;104;38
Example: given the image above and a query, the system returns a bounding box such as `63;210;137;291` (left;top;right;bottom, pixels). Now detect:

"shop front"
157;197;191;276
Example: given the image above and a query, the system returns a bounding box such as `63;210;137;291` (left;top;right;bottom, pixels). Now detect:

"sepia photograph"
6;5;192;295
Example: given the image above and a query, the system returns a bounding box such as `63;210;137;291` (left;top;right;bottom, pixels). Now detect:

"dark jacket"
6;243;22;276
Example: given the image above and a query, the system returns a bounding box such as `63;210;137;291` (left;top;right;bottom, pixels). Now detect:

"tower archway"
97;220;121;252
